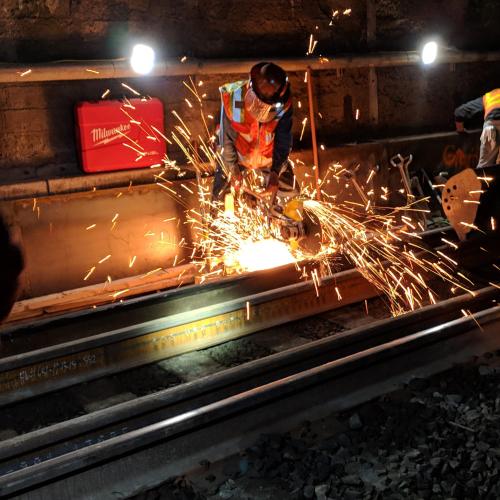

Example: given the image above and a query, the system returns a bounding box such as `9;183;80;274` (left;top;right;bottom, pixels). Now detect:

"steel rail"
0;267;377;405
0;227;452;338
0;227;463;406
0;263;304;338
0;285;496;464
0;286;496;452
1;295;499;498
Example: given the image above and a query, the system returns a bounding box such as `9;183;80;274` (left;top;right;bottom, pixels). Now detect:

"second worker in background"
455;88;500;168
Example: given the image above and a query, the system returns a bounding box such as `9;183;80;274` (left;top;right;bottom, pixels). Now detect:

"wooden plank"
6;264;197;324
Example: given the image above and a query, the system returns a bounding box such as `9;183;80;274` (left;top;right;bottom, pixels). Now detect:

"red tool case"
75;98;166;173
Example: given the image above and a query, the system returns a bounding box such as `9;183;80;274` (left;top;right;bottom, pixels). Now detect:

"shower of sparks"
121;83;141;96
329;10;339;25
306;34;318;55
295;174;476;315
101;89;111;99
311;269;320;297
112;288;130;299
145;267;162;276
109;79;479;317
441;238;458;250
84;267;96;281
366;169;375;184
300;117;308;141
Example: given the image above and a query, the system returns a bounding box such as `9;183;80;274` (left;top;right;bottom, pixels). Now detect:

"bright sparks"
235;239;295;272
116;78;477;318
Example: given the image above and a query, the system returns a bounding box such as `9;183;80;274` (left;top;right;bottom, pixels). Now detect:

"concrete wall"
1;180;200;298
0;131;480;299
0;1;498;184
0;0;497;62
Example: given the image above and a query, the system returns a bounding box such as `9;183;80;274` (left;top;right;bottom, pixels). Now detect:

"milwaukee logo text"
90;124;131;145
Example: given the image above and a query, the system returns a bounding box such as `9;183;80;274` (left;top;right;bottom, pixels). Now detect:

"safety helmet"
245;62;290;122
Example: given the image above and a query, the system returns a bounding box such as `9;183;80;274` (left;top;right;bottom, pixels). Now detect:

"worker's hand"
230;169;243;193
264;171;280;194
455;121;465;133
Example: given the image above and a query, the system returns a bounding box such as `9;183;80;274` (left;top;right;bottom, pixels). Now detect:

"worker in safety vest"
455;89;500;168
212;62;294;202
0;217;23;322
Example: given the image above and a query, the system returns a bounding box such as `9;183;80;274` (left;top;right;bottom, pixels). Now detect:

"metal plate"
442;168;482;241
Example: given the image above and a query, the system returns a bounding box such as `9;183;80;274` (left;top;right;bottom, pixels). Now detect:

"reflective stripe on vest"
232;86;243;123
483;89;500;119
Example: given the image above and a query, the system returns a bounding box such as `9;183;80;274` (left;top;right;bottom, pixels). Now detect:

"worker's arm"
220;107;240;178
454;97;483;130
271;106;293;174
0;217;23;322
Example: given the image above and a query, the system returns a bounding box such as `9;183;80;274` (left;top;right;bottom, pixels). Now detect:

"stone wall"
0;0;499;184
0;0;497;62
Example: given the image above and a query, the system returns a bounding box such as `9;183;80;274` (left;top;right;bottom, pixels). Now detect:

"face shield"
244;87;283;123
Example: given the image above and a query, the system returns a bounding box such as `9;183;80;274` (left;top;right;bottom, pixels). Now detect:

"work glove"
230;168;243;193
455;121;465;133
264;171;280;194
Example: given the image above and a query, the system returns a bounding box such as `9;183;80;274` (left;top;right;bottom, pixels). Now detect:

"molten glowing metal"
236;239;296;272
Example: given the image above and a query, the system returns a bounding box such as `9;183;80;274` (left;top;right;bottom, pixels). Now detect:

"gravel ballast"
132;351;500;499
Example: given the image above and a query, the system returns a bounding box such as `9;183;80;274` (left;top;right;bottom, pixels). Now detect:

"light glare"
236;239;295;272
421;41;438;65
130;44;155;75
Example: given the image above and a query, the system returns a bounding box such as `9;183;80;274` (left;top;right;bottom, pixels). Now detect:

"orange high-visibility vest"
483;89;500;119
220;80;291;169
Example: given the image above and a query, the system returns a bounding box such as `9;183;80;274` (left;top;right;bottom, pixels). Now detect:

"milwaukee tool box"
75;97;166;173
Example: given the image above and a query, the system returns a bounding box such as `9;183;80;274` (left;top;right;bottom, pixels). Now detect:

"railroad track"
1;227;498;498
1;284;499;499
0;227;454;406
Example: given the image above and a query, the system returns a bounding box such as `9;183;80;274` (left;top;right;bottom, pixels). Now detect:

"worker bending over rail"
0;217;23;322
455;88;500;168
212;62;295;202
